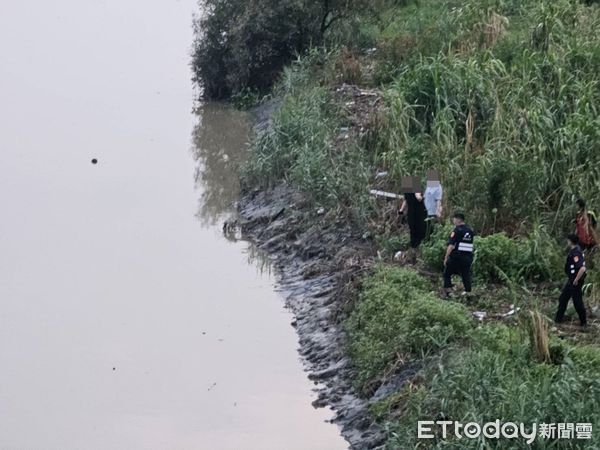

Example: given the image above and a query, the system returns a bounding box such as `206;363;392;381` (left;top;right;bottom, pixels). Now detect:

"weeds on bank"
349;265;600;448
421;223;563;284
236;0;600;446
346;266;472;393
372;0;600;236
242;52;376;225
384;324;600;449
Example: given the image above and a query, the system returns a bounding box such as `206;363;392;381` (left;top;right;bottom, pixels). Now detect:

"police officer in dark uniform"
555;234;587;328
443;212;475;298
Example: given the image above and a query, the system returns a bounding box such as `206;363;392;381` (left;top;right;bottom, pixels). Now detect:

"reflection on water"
193;103;274;274
192;103;252;226
0;0;347;448
244;242;274;276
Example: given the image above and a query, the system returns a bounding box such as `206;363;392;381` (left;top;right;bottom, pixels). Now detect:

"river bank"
210;1;600;448
223;97;415;446
226;183;389;449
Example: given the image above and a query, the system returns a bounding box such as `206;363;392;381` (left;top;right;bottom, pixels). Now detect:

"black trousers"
443;254;473;292
407;216;426;248
555;279;587;326
425;216;437;240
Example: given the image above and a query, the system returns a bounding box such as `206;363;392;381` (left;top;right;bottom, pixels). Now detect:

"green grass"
372;0;600;235
421;223;563;284
385;327;600;449
234;0;600;447
242;50;376;224
346;266;472;392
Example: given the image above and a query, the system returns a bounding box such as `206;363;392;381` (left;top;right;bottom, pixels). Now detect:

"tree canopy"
192;0;363;99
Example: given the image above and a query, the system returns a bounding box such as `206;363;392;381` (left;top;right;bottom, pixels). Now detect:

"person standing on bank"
443;213;475;298
399;175;428;251
574;198;598;252
555;234;587;329
424;169;443;238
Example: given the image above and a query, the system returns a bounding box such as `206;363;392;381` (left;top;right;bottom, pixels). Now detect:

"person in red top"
574;198;598;251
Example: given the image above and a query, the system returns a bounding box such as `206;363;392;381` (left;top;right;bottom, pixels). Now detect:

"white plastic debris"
500;306;521;318
473;311;487;320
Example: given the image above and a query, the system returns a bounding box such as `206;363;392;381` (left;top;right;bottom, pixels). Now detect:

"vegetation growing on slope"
346;266;472;391
192;0;373;99
193;0;600;448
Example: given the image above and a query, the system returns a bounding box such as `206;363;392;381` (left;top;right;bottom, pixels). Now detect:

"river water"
0;1;346;449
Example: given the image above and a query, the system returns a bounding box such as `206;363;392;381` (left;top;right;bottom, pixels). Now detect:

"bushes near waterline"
346;266;472;391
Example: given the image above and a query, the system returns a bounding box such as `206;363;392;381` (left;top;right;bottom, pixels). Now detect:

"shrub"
346;266;471;390
422;223;454;271
422;225;563;284
402;297;472;355
370;0;600;235
192;0;372;99
242;54;375;224
243;83;337;187
469;323;513;355
474;232;522;282
387;342;600;449
422;225;522;282
518;224;563;281
363;264;431;292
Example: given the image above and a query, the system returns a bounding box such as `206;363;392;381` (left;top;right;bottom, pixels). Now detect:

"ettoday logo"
418;420;593;443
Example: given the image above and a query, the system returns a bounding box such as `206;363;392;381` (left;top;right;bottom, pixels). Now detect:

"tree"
192;0;365;100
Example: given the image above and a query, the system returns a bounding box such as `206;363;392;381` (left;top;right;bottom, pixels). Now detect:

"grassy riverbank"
195;0;600;447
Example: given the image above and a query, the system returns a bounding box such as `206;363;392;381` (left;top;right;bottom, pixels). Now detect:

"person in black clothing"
399;176;427;249
443;212;475;298
555;234;588;328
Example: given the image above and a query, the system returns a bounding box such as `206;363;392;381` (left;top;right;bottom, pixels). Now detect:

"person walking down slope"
575;198;598;252
443;213;475;299
399;176;428;250
555;234;588;329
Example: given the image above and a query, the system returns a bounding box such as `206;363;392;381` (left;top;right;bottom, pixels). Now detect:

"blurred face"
452;217;460;226
426;169;440;187
400;175;421;193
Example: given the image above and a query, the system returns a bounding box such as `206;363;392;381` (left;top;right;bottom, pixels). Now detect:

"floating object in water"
91;158;98;164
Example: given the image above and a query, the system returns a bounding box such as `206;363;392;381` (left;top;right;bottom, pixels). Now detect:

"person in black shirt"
443;212;475;298
555;234;587;328
399;176;427;249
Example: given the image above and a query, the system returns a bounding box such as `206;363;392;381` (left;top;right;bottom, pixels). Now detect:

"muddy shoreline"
225;183;413;449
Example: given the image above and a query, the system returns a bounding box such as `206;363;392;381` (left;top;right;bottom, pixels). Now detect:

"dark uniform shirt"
448;224;475;257
565;245;585;280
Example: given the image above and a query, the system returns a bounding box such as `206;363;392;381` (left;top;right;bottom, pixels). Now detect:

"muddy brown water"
0;1;347;449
